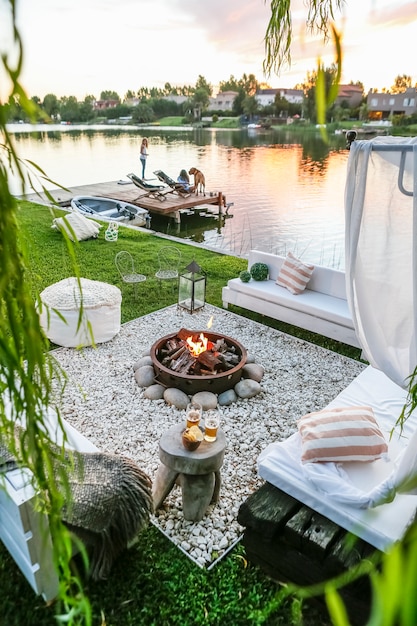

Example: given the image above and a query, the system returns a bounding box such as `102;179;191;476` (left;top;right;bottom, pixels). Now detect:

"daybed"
256;364;417;552
238;364;417;621
222;250;360;348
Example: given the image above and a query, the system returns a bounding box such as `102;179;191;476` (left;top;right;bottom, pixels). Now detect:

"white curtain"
345;136;417;388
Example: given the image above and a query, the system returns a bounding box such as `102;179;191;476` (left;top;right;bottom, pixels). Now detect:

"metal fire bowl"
150;331;247;394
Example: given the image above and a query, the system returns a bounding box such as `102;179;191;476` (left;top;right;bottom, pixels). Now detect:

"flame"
186;332;208;357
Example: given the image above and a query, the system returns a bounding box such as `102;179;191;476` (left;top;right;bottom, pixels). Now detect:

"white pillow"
52;212;102;242
297;406;388;463
276;252;314;295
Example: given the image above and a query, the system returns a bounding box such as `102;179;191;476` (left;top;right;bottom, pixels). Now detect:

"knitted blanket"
0;436;153;580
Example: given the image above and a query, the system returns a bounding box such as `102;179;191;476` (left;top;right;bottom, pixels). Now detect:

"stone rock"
164;387;190;409
144;384;165;400
134;365;156;387
218;389;237;406
234;378;262;399
246;353;256;364
191;391;218;410
133;356;153;371
242;363;265;382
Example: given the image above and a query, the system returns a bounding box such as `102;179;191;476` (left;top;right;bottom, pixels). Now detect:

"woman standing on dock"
140;137;149;179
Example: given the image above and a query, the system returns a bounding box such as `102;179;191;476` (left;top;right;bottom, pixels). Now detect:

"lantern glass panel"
178;271;206;313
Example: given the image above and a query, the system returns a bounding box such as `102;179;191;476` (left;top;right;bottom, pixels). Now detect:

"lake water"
8;124;351;269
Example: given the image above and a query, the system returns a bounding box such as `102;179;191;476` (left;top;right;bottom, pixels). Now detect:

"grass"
1;200;364;625
150;116;188;127
146;116;241;129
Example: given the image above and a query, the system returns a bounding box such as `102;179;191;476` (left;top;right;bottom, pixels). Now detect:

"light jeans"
140;157;146;178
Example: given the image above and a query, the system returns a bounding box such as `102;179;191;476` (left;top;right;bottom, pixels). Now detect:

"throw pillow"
276;252;314;295
297;406;388;463
52;212;102;242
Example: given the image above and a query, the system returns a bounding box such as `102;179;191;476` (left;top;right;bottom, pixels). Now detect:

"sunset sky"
1;0;416;100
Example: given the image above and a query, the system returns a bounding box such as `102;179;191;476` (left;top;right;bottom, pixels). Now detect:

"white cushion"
247;251;347;298
225;278;353;328
52;212;101;242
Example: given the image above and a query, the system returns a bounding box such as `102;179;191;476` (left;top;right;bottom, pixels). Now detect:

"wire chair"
155;246;181;289
115;251;146;299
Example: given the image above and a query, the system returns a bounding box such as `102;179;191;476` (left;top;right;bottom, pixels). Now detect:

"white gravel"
51;304;365;568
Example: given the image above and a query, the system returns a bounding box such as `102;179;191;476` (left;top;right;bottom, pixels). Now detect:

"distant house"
207;91;239;111
255;88;304;107
254;85;362;110
162;95;188;105
93;99;119;110
367;88;417;119
336;85;363;109
124;97;141;106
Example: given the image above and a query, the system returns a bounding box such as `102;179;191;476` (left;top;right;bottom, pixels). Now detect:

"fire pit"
150;328;247;394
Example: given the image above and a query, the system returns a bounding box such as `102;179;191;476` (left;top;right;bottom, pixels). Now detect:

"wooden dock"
22;180;233;224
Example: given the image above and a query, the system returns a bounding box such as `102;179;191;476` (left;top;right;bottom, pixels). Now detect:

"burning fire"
185;317;215;357
186;333;208;357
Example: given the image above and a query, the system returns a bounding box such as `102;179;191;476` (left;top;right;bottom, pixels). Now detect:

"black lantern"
178;260;206;313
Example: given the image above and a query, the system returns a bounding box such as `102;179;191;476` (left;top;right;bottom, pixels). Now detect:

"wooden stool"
152;423;226;522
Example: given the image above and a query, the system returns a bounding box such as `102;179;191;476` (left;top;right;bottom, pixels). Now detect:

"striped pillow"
276;252;314;295
297;406;388;463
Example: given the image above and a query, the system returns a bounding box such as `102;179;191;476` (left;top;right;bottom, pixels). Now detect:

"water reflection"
7;124;351;268
151;210;230;244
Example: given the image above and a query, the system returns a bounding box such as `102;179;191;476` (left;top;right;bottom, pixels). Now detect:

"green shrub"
239;270;251;283
250;262;269;281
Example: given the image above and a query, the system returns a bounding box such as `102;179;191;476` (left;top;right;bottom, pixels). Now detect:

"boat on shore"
70;196;150;227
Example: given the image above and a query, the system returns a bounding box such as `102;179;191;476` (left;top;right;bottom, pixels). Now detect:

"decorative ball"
239;270;251;283
250;262;269;281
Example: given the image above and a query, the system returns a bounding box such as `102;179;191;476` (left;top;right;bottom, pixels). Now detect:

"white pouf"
39;277;122;347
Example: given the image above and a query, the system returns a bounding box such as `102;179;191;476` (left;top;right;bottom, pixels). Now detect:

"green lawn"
149;116;241;129
1;200;362;625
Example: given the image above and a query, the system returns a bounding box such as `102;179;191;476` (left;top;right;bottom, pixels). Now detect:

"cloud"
3;0;416;99
368;0;417;28
169;0;270;63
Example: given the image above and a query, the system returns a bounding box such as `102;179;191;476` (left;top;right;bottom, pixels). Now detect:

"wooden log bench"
237;482;374;626
222;250;360;348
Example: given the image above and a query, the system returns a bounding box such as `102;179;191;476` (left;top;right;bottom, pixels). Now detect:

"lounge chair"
126;173;173;202
153;170;191;198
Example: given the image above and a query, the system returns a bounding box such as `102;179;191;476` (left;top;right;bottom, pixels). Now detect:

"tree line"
6;74;263;124
6;69;416;126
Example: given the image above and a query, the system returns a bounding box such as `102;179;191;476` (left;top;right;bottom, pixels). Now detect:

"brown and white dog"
188;167;206;196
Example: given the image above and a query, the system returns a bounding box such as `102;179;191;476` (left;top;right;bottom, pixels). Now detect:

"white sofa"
0;413;98;601
222;250;360;348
